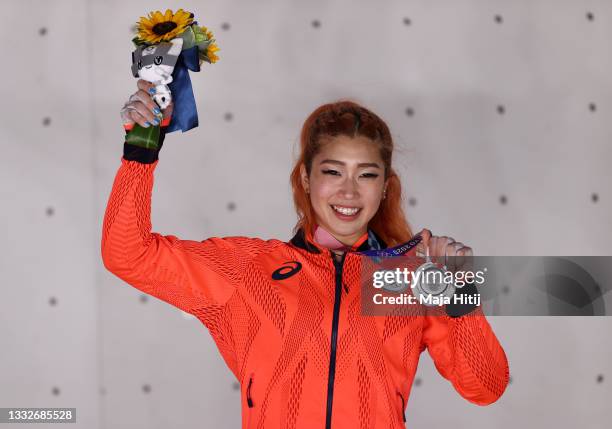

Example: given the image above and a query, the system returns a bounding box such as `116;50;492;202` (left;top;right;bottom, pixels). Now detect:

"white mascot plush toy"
130;37;183;109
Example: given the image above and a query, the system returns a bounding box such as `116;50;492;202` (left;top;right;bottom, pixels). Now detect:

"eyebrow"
319;159;382;169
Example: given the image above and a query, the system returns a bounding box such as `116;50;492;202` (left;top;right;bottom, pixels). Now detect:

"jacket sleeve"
420;306;510;405
101;156;265;321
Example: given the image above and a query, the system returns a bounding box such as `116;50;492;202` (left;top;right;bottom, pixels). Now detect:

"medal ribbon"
358;234;423;259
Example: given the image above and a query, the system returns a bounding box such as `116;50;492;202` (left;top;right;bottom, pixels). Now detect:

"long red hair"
290;99;414;247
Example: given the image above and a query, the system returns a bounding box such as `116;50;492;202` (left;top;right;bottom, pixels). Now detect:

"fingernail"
143;121;150;127
153;107;161;114
148;87;156;95
151;118;159;125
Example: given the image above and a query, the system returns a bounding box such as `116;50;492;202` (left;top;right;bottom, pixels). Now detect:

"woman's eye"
322;169;340;176
361;173;379;178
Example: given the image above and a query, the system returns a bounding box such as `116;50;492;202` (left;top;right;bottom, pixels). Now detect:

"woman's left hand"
416;229;474;272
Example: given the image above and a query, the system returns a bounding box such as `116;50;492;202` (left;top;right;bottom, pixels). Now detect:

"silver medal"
381;270;409;293
412;247;456;306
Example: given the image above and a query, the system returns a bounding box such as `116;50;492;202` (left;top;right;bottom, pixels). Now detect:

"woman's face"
300;135;388;246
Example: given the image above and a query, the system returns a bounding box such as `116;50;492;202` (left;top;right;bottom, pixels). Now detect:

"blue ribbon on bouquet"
166;45;201;133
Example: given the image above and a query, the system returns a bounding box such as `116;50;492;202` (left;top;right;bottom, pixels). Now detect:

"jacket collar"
289;227;388;254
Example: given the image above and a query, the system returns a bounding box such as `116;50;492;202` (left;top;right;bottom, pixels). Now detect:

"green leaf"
197;40;211;51
131;36;147;47
192;25;206;43
179;25;197;50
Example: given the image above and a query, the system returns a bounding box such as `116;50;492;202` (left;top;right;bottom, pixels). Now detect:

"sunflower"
202;26;220;63
136;8;194;44
205;42;220;63
201;25;214;40
194;25;220;64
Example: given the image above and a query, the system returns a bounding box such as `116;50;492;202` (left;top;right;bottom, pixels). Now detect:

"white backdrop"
1;0;611;428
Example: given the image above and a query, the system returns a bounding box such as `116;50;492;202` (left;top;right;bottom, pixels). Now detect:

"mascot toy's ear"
167;37;183;57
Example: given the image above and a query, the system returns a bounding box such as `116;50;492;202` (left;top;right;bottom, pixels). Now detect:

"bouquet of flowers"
125;8;220;149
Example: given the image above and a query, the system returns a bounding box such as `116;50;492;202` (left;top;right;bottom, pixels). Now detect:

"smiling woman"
299;134;387;245
291;101;414;249
103;93;509;429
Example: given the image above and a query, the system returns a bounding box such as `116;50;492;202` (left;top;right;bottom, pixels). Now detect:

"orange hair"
290;99;414;247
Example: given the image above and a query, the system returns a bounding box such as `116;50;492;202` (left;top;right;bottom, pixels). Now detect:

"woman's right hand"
120;79;174;128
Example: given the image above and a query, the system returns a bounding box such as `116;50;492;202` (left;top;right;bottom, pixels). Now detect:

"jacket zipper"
325;251;346;429
247;374;254;407
397;391;406;422
246;373;254;428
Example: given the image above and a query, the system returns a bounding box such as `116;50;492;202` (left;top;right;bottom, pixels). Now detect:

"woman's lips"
331;204;362;220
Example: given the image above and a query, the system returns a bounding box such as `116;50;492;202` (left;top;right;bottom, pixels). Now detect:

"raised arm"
101;156;242;315
102;80;267;321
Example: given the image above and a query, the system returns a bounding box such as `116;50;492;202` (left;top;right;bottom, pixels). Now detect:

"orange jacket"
102;157;510;429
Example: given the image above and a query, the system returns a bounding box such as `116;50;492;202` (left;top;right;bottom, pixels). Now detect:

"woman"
103;79;510;428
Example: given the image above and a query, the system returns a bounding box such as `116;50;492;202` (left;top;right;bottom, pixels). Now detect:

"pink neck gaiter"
312;224;368;252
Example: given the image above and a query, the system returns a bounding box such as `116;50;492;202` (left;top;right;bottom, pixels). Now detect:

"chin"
326;219;366;237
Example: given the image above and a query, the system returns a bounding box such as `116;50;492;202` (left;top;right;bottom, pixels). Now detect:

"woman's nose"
338;178;359;198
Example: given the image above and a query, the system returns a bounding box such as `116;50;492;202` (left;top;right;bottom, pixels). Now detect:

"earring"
382;189;387;200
